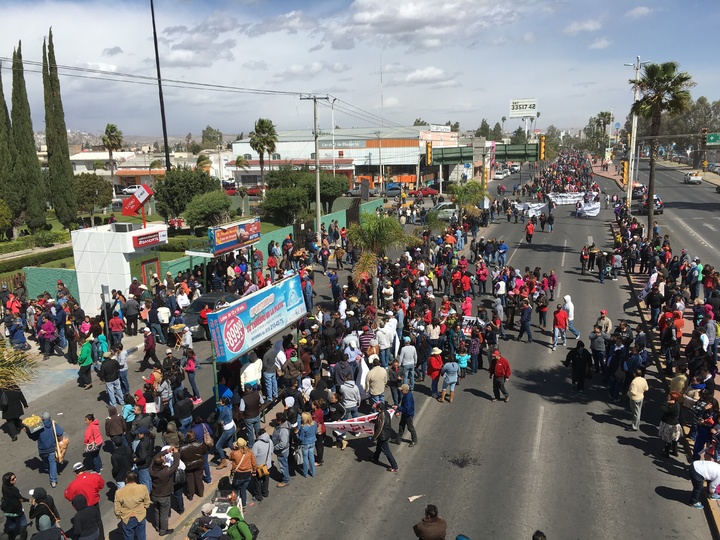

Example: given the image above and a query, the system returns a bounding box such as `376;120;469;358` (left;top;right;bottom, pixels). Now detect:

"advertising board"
207;218;261;256
207;274;307;363
509;98;538;118
132;229;168;249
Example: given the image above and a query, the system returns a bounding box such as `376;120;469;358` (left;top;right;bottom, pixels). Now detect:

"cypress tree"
0;60;18;228
11;42;47;232
43;29;76;229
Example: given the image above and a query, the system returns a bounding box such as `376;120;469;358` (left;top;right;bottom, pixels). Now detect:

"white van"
431;202;459;220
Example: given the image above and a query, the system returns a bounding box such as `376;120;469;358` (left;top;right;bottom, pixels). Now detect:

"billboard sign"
509;98;538;118
122;184;154;216
207;217;261;256
430;124;451;133
207;274;307;363
132;229;168;249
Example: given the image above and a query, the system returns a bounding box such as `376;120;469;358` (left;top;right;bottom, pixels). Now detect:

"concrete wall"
24;267;79;301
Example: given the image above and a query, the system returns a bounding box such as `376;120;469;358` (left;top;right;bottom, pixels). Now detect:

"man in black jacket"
150;448;180;536
98;352;123;407
564;341;593;393
371;402;398;472
111;436;134;490
133;428;155;494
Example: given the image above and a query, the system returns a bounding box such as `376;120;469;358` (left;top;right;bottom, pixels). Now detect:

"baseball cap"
72;462;85;472
492;350;501;357
102;351;113;358
57;280;63;284
165;348;173;355
132;276;138;281
137;427;150;435
199;516;213;528
201;503;214;515
41;412;51;420
143;327;151;333
362;325;369;331
600;310;607;315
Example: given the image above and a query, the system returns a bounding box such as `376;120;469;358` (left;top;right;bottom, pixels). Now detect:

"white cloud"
246;10;311;37
626;6;652;19
272;61;351;82
405;66;446;84
589;38;611;49
383;96;400;108
563;20;601;35
523;32;536;43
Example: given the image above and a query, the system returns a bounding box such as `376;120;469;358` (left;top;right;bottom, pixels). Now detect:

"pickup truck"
683;171;702;185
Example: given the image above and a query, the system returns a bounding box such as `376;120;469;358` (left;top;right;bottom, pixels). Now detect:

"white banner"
577;202;600;217
325;411;395;436
521;202;546;217
547;192;598;206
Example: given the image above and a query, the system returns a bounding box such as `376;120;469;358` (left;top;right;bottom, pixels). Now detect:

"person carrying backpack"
225;506;256;540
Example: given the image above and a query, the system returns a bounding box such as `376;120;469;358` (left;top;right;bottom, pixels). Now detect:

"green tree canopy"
413;118;429;126
0;60;15;220
445;120;460;132
12;42;46;232
75;173;113;223
201;125;223;149
265;165;348;214
261;187;306;226
510;127;528;145
153;167;220;219
490;122;503;141
475;119;490;138
184;190;232;228
0;199;12;231
102;123;123;187
448;180;488;211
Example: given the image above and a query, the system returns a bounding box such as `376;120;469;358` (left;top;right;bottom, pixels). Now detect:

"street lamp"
625;56;650;206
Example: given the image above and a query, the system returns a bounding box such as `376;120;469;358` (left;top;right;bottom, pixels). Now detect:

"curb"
609;221;720;539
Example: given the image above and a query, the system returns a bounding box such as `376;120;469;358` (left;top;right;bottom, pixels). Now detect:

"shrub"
0;247;74;274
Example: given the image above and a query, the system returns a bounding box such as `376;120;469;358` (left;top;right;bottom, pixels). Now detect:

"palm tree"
597;111;613;150
501;116;507;134
249;118;278;186
630;62;694;230
448;180;489;216
348;213;420;308
196;154;211;173
0;340;37;389
102;123;124;187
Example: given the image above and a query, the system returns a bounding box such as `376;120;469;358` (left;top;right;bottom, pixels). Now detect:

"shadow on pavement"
462;387;494;401
655;485;690;504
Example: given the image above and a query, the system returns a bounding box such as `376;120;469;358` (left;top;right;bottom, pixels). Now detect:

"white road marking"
561;238;568;267
588;235;593;245
674;217;712;249
532;405;545;462
507;239;524;265
702;223;718;232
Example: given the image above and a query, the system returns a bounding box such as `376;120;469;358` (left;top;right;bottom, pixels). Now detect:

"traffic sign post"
707;133;720;145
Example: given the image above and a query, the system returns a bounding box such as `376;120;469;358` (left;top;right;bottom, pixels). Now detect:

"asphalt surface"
1;168;712;540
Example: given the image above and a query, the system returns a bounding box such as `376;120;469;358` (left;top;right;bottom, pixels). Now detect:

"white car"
431;202;459;220
493;171;505;180
502;169;511;178
510;164;520;174
683;172;702;185
122;185;142;195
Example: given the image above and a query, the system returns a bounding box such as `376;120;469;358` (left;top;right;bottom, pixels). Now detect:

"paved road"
243;177;709;539
0;171;711;540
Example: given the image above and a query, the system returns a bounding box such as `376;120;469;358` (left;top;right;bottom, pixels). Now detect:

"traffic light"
538;135;546;160
426;141;433;165
622;160;629;185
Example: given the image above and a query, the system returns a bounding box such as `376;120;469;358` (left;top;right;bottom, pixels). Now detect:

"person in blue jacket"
8;318;30;350
28;413;64;488
391;384;417;447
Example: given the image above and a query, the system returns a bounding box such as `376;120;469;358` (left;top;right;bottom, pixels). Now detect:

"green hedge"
158;237;209;252
0;231;71;254
0;246;75;274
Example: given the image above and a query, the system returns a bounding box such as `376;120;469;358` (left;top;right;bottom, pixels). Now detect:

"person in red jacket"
427;348;444;399
525;221;535;244
64;462;105;507
489;350;511;402
551;304;569;351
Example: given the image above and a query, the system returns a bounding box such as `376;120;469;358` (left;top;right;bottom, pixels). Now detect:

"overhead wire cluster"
0;56;402;129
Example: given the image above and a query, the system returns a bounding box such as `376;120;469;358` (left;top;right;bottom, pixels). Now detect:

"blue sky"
0;0;718;139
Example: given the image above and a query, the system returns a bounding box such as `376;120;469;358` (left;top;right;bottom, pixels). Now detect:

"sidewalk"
610;221;720;537
2;240;72;262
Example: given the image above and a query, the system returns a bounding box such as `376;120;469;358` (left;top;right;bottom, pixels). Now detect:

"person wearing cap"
149;447;180;536
137;328;161;372
489;350;511;403
27;413;64;488
392;384;417;447
187;504;226;540
397;335;418;391
114;471;150;540
596;310;613;335
64;461;104;507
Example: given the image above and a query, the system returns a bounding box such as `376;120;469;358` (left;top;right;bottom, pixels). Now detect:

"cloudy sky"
0;0;718;139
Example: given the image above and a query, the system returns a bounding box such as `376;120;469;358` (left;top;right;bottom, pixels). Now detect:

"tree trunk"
646;113;661;233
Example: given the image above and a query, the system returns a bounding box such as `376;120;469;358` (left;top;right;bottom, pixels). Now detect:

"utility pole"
301;94;329;239
331;98;337;177
150;0;171;172
625;56;648;207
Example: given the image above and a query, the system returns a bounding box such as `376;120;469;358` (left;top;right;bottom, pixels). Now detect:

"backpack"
715;321;720;340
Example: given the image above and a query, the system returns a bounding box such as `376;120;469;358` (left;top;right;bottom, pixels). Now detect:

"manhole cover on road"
444;452;481;468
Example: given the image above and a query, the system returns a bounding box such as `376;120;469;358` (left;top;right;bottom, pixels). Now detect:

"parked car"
509;164;520;174
431;202;459;220
493;171;505;180
224;186;238;196
184;292;241;341
246;185;266;196
683;171;703;184
631;183;647;199
408;186;439;197
122;185;142;195
346;186;379;197
636;194;664;215
502;169;511;177
381;184;402;197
